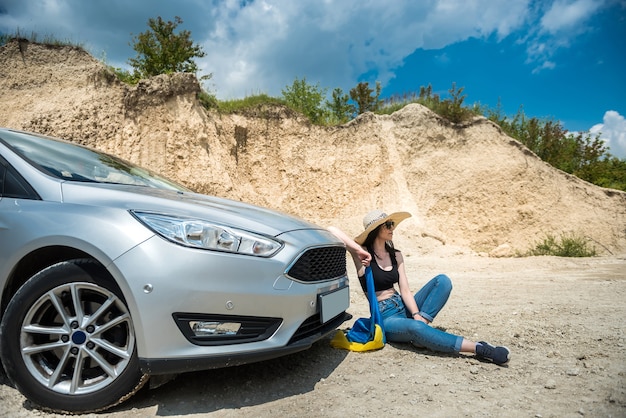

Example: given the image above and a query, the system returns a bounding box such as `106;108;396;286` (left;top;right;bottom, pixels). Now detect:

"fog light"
174;314;282;345
190;321;241;336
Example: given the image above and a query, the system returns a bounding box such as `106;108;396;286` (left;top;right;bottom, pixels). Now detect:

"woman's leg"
412;274;453;322
381;295;511;364
385;317;510;363
384;315;463;353
378;294;459;352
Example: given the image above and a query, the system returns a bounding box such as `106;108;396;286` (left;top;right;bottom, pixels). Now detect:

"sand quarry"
0;40;625;417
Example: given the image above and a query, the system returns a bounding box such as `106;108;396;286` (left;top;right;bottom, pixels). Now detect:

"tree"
350;81;382;114
281;77;328;123
326;88;354;123
128;16;206;79
439;82;470;123
491;107;625;190
589;157;626;190
418;83;440;108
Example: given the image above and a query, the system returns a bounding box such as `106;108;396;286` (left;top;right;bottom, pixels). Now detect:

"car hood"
60;182;322;238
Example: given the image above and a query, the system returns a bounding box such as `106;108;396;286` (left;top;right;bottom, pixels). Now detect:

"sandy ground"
1;254;624;417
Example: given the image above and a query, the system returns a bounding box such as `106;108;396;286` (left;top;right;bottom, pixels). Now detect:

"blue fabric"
346;266;386;344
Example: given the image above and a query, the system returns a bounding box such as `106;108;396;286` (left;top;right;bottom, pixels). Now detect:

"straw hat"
354;210;411;245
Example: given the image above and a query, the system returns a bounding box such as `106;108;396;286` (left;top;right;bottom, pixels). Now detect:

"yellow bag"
330;323;385;352
330;267;386;352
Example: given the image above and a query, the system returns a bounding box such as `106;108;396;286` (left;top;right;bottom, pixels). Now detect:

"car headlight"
131;211;282;257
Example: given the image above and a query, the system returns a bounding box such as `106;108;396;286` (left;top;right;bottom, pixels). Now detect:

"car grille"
288;311;351;345
286;246;346;282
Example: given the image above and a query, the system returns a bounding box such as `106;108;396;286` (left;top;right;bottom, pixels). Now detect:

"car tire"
0;259;148;413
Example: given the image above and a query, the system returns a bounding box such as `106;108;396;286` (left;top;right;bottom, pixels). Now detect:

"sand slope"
1;39;624;257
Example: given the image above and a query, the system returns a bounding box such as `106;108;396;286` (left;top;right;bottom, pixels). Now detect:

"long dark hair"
362;225;398;265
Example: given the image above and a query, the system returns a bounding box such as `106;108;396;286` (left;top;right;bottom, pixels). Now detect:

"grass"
216;94;286;113
525;233;597;257
0;30;83;49
108;67;140;85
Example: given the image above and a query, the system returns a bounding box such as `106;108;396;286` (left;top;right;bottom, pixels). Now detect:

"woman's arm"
396;252;429;323
327;226;371;276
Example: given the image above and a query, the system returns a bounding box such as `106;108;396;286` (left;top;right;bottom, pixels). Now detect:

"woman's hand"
328;226;372;268
413;314;430;324
356;247;371;267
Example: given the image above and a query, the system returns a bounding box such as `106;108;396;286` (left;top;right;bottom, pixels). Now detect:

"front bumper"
110;228;349;374
139;311;351;375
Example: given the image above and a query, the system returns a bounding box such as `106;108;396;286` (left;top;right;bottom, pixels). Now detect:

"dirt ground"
1;254;624;417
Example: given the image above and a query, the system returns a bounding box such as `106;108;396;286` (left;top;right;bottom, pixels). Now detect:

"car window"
0;160;40;199
0;130;189;192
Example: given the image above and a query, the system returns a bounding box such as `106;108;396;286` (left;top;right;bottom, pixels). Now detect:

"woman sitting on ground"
328;209;510;365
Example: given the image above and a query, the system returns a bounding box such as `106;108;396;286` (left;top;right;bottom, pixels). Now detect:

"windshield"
0;130;190;192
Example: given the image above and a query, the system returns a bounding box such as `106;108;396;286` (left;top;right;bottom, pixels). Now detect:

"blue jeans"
379;274;463;353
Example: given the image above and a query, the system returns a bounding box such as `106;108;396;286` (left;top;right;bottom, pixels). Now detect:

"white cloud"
0;0;217;69
540;0;603;34
590;110;626;159
524;0;606;72
0;0;619;103
198;0;533;98
531;60;556;73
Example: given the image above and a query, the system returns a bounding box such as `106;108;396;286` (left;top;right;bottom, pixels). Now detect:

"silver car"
0;128;350;413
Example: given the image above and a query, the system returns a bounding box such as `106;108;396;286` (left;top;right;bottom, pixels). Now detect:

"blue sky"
1;0;625;158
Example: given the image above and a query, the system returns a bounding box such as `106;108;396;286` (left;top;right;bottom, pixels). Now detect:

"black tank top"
358;249;399;293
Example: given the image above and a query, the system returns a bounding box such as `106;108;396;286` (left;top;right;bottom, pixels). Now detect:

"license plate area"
319;286;349;323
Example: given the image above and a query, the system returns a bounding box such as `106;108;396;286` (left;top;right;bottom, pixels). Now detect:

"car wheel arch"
2;246;112;318
0;258;149;413
1;245;148;358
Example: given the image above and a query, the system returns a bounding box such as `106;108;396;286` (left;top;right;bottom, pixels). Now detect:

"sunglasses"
383;220;395;229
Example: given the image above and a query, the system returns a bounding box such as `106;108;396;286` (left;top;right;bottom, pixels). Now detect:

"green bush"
281;77;328;124
109;67;140;85
326;87;354;123
487;106;625;191
378;83;479;123
525;233;597;257
198;91;218;110
350;81;382;115
434;83;476;123
128;16;206;80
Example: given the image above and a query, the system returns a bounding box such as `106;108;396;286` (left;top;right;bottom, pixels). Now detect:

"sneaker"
475;341;510;365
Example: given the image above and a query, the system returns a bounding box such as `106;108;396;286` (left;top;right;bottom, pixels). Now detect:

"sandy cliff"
1;39;625;256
